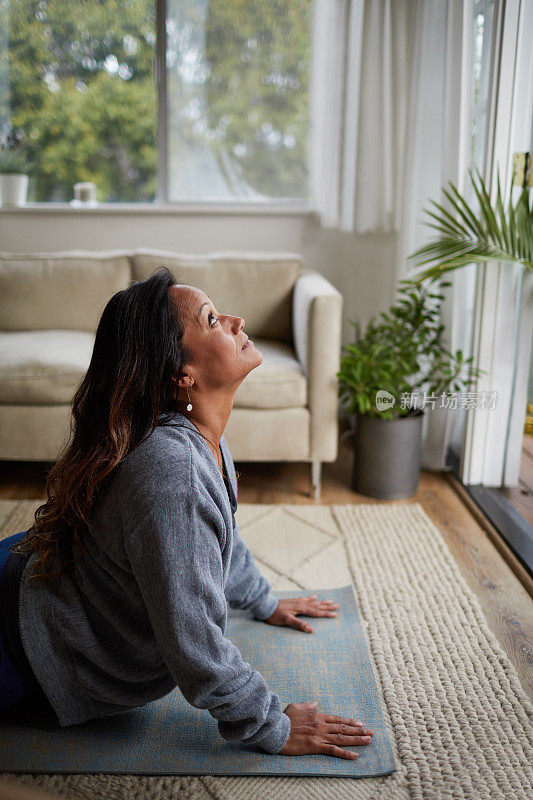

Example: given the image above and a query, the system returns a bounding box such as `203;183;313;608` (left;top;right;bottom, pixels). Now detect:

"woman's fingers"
317;743;358;759
283;598;342;629
303;601;339;616
305;609;338;617
294;601;339;617
298;597;339;608
307;601;338;609
287;614;314;633
325;731;373;745
326;723;373;737
323;714;364;726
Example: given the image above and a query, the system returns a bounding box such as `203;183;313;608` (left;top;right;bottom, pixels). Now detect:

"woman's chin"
244;348;263;372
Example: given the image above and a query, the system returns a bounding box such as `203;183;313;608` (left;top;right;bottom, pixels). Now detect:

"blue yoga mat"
0;585;397;777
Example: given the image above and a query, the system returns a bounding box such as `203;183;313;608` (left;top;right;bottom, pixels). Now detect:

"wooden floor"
1;420;532;701
501;433;533;526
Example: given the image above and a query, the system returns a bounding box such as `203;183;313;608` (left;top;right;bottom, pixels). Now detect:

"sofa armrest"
292;270;343;461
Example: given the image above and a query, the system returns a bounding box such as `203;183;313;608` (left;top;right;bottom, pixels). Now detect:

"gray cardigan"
18;411;291;754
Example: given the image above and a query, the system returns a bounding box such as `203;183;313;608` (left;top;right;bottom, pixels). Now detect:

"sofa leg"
311;461;322;502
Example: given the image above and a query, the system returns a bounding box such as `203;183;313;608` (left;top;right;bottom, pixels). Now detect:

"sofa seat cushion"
233;338;307;409
0;330;94;404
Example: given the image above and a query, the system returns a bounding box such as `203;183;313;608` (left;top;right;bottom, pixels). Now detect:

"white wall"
301;218;397;345
0;207;306;254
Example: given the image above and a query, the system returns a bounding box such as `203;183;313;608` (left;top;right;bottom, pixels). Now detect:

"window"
470;0;495;171
0;0;311;204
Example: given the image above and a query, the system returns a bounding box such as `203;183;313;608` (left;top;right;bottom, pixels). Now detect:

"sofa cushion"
0;330;94;404
132;249;302;344
233;338;307;409
0;251;132;332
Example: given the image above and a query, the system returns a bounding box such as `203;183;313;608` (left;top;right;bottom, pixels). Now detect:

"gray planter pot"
352;411;424;499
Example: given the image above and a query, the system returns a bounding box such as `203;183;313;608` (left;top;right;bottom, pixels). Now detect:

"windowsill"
0;201;314;216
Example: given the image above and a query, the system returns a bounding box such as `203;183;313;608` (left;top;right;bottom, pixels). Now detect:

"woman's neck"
182;394;232;453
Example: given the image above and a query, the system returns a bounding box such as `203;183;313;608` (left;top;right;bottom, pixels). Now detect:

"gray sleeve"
225;520;279;621
123;488;290;754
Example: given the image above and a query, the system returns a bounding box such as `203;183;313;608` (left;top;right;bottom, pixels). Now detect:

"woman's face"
170;284;263;393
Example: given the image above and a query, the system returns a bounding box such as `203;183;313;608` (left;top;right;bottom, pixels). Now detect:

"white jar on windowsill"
70;181;98;207
0;173;29;207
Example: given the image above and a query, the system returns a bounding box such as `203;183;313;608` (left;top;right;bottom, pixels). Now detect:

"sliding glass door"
447;0;533;575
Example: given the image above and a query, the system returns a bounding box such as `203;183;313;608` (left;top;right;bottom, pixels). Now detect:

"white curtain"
397;0;473;471
310;0;414;233
395;0;471;286
311;0;473;469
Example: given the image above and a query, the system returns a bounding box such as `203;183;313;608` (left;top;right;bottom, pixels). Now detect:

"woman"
0;267;374;759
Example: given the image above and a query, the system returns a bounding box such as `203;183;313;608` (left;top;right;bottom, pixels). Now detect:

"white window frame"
460;0;533;486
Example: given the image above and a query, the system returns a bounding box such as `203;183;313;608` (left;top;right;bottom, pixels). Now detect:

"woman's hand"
263;595;339;633
279;701;374;758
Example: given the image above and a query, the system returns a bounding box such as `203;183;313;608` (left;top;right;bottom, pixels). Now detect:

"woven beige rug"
1;499;532;800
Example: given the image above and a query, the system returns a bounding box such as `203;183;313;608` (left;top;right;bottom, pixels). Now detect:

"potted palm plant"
408;166;532;282
336;279;482;499
0;130;30;207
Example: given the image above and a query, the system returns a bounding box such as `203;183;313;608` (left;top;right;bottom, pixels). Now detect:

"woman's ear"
176;375;193;389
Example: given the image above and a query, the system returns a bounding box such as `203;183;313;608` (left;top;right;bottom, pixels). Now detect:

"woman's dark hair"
14;266;192;581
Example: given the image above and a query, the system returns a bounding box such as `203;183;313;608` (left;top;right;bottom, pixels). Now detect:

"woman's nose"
224;315;244;333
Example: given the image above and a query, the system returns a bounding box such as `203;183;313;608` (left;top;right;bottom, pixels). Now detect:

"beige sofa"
0;249;343;500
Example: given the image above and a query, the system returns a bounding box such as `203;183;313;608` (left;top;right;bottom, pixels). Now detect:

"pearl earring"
186;385;193;412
